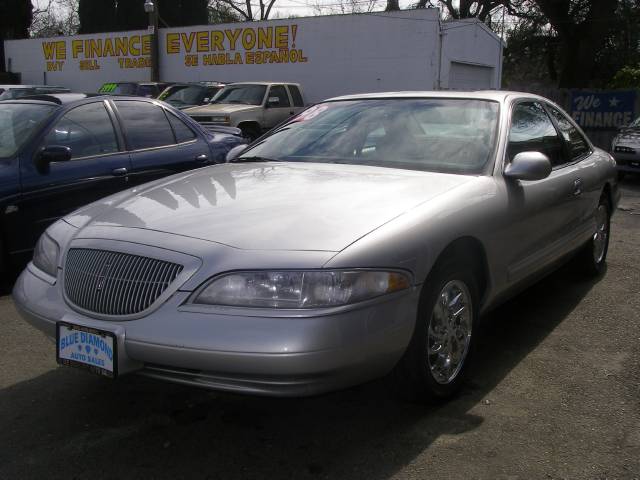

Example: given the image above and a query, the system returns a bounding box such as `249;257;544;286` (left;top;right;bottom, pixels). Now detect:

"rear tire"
575;194;611;277
392;257;479;403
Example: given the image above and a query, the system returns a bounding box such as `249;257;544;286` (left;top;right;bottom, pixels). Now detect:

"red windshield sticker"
292;104;330;122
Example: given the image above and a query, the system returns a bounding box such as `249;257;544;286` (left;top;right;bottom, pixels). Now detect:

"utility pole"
144;0;160;82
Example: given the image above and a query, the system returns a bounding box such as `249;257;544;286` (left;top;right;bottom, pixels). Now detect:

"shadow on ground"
0;264;603;480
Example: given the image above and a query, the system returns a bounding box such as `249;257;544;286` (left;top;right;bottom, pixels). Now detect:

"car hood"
65;162;474;252
184;103;259;115
614;128;640;147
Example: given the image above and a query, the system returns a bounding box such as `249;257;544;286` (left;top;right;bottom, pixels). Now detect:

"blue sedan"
0;93;246;273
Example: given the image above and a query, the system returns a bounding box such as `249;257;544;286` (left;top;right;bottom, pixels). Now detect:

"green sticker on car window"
99;83;116;93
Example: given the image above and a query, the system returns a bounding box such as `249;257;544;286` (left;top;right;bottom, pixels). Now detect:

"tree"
313;0;382;15
0;0;33;72
208;0;241;23
78;0;116;34
77;0;209;33
438;0;509;21
113;0;147;31
31;0;80;37
609;65;640;88
216;0;278;20
532;0;619;87
502;19;559;88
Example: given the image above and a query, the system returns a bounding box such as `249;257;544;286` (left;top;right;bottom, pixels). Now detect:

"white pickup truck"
184;82;306;140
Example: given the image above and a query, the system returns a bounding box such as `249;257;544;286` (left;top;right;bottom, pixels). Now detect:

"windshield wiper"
231;156;280;163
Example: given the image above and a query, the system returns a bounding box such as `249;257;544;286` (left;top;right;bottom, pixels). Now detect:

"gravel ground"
1;182;639;480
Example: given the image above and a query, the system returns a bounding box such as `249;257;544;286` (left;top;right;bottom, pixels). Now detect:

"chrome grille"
64;248;183;316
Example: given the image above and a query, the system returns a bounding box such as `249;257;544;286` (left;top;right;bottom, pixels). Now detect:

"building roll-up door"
448;61;494;90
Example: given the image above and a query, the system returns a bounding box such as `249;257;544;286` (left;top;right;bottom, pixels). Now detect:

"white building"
4;9;503;103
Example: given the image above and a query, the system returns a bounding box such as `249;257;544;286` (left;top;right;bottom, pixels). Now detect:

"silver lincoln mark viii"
14;91;620;401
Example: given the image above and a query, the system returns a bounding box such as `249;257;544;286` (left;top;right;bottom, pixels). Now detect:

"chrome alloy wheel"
593;204;609;264
427;280;473;385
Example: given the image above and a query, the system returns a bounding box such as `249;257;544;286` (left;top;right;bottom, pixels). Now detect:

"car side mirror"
504;151;552;181
225;144;247;162
35;145;72;173
267;96;280;108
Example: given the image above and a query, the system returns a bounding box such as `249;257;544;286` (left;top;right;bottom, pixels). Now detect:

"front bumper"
13;264;418;397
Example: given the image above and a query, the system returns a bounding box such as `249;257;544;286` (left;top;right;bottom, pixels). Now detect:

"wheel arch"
429;236;491;309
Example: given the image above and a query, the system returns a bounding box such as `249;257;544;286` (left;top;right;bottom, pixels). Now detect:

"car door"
545;103;599;239
16;100;131;253
263;85;295;130
112;99;212;187
500;100;581;284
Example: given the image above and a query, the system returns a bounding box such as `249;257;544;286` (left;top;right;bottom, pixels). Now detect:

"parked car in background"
14;91;619;401
97;82;171;98
158;82;226;109
611;116;640;178
0;93;245;273
184;82;306;140
0;85;70;100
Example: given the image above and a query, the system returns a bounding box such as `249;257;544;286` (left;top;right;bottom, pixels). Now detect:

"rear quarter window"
115;100;176;150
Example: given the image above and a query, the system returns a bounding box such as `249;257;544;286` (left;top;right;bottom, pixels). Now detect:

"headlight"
32;233;60;277
211;116;230;123
191;270;411;308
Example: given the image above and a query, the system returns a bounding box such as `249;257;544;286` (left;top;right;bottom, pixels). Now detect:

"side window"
546;105;590;161
44;102;119;159
115;100;175;150
268;85;291;107
167;111;196;143
288;85;304;107
137;84;156;98
508;102;565;167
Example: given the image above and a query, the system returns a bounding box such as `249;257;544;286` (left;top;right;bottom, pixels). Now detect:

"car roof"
324;90;547;103
3;93;158;106
0;84;67;89
227;81;301;86
105;81;166;85
167;82;225;87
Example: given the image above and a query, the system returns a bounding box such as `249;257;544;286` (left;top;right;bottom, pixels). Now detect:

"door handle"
573;178;583;196
112;167;128;176
195;154;209;163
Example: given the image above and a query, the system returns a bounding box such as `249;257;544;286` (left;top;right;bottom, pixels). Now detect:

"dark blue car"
0;93;246;273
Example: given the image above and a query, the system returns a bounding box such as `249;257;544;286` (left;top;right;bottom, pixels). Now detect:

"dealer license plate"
56;323;117;378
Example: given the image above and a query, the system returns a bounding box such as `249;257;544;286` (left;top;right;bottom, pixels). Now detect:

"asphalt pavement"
1;181;639;480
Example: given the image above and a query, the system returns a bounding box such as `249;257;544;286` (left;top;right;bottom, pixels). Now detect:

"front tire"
393;258;479;402
239;123;261;141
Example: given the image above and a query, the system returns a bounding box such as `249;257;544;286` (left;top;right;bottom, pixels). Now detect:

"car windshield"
162;85;207;106
0;103;56;157
211;85;266;105
240;99;499;174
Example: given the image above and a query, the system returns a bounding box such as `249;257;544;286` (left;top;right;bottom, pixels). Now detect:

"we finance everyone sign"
570;90;636;130
165;24;307;67
38;23;307;74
